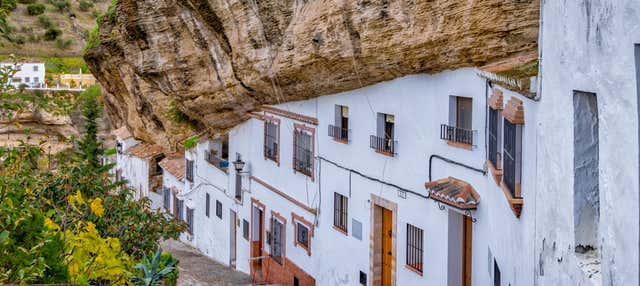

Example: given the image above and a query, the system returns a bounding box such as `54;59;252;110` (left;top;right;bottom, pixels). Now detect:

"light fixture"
232;154;245;172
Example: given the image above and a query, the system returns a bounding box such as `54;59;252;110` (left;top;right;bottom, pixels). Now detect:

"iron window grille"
177;199;184;221
440;124;475;146
205;193;210;217
488;108;500;168
243;219;250;240
503;120;517;197
333;193;348;232
370;135;397;154
294;130;313;176
264;121;279;161
328;124;349;141
185;159;194;182
186;208;194;233
216;200;222;219
271;218;284;264
163;188;171;211
296;222;309;248
406;223;424;273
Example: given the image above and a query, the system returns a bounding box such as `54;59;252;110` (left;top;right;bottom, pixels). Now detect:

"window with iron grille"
216;200;222;219
294;129;313;176
185;159;194;182
488;107;501;169
441;96;475;146
163;188;171;211
329;105;349;141
406;224;424;273
296;222;309;249
503;120;520;197
186;208;194;233
333;193;348;232
271;218;284;264
177;199;184;221
243;219;249;240
371;113;396;154
205;193;210;217
264;121;279;161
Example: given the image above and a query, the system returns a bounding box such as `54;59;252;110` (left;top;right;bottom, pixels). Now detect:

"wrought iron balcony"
440;124;475;146
328;124;349;142
205;150;229;173
370;135;396;155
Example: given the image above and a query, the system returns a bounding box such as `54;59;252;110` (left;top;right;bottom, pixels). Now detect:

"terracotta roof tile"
113;126;133;140
124;143;163;159
159;158;185;181
425;177;480;210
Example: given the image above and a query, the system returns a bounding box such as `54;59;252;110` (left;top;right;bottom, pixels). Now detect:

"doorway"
381;207;393;286
251;201;265;274
447;211;473;286
372;203;395;286
230;209;237;268
462;216;473;286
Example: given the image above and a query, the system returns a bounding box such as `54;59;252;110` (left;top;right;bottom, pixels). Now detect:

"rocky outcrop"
85;0;539;149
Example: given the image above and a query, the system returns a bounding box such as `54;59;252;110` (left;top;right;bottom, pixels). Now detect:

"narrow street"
160;240;253;286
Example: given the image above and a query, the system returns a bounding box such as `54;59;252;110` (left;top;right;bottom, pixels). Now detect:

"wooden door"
381;208;393;286
230;210;237;268
251;206;264;271
462;216;473;286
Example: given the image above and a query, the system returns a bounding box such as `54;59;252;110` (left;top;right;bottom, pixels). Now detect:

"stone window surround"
291;212;314;256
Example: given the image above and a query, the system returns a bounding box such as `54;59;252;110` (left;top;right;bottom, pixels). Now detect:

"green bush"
2;0;17;11
78;0;92;11
44;27;61;41
55;38;72;50
50;0;69;12
17;0;35;4
26;3;46;15
37;15;54;28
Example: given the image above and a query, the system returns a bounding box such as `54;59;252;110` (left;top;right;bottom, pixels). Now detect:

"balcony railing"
264;143;278;161
328;125;349;141
370;135;396;155
205;150;229;173
440;124;475;146
294;149;313;176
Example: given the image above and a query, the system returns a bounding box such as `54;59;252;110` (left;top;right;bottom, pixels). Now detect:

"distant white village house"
1;59;46;88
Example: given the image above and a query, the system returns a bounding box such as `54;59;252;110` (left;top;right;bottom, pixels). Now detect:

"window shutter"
335;105;342;128
449;96;457;126
376;113;384;137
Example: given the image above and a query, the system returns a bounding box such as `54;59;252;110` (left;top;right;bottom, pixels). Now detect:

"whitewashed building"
1;60;45;88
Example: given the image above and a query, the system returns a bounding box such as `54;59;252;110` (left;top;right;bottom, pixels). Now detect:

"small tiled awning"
425;177;480;210
159;157;186;181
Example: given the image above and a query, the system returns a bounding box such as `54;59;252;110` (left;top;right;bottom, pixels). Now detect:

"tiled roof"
425;177;480;210
479;52;538;74
159;158;185;181
124;143;163;159
112;126;133;139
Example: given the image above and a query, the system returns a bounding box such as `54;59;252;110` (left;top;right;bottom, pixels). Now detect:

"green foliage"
50;0;70;12
17;0;35;3
44;27;61;41
78;0;92;11
165;100;190;126
77;85;102;169
1;0;17;11
183;135;199;149
55;37;72;50
104;148;116;156
37;14;54;29
84;24;99;51
26;3;45;15
129;248;178;286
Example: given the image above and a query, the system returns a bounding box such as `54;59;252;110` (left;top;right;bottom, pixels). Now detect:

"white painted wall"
536;1;640;285
2;62;45;88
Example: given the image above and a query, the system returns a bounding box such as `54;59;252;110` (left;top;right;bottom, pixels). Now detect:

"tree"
77;85;102;170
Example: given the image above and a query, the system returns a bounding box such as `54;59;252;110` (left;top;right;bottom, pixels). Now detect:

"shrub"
50;0;69;11
2;0;17;11
26;3;45;15
17;0;35;4
78;0;92;11
55;38;72;50
44;27;61;41
37;15;54;29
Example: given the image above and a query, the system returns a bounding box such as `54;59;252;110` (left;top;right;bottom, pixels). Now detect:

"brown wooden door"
230;210;237;268
382;208;393;286
462;216;473;286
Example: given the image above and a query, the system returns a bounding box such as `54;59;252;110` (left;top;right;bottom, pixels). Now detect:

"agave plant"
129;247;178;286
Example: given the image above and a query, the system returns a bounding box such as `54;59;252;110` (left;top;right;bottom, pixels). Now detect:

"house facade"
1;60;46;88
111;2;640;285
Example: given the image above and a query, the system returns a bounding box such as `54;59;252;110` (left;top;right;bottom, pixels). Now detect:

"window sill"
375;149;395;157
332;225;348;236
294;242;311;256
486;160;502;186
499;181;523;218
333;138;349;144
405;265;423;276
264;156;280;166
446;140;473;150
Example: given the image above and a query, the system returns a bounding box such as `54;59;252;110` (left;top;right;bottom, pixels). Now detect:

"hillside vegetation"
1;0;110;57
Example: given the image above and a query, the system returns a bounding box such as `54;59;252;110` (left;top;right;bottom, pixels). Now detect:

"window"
243;219;249;240
205;193;210;217
33;77;39;83
216;200;222;219
329;105;349;141
270;217;284;264
152;154;165;175
406;224;424;274
296;222;309;248
33;65;38;72
502;120;522;197
293;277;299;286
264;120;279;162
442;96;474;146
185;159;194;182
24;77;30;83
293;126;313;177
359;271;367;285
488;107;502;170
371;113;396;155
333;193;348;233
163;188;171;211
186;208;194;233
494;259;501;286
176;199;184;221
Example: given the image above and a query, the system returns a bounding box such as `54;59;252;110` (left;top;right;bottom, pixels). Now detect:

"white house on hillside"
0;60;45;88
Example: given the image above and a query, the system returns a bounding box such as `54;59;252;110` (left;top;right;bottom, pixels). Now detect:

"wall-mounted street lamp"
233;153;246;201
116;142;123;154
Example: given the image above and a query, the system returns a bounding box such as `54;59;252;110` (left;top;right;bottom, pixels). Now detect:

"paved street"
160;240;253;286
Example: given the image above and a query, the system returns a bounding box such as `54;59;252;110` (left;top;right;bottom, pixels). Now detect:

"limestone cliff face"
84;0;539;148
